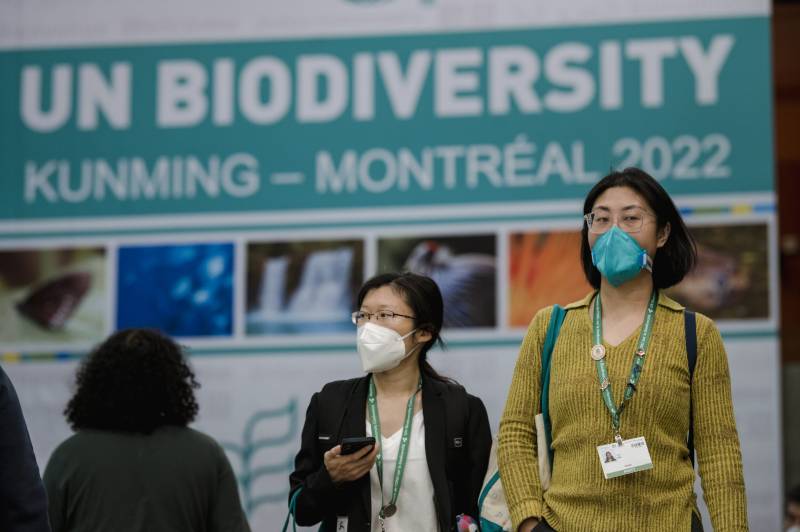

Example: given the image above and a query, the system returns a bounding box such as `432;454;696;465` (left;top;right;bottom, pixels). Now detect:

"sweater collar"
564;290;685;312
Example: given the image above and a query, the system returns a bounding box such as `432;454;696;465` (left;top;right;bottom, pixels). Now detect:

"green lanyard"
367;375;422;523
591;290;658;443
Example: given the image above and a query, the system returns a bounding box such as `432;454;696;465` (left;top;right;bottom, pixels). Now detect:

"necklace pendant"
591;344;606;361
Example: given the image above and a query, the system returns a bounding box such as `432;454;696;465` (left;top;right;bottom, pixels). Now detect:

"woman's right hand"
323;443;380;485
518;517;540;532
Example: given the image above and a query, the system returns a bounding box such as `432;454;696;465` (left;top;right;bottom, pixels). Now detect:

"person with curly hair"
43;328;250;532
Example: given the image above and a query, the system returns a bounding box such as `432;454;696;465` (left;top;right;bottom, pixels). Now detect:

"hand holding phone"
324;436;379;485
340;436;376;455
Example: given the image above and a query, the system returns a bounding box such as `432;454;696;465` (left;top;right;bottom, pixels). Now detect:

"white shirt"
366;410;438;532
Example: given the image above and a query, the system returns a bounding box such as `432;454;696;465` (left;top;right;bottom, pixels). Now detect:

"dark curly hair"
65;328;199;434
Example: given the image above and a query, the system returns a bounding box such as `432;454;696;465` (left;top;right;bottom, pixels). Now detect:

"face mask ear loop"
399;328;418;341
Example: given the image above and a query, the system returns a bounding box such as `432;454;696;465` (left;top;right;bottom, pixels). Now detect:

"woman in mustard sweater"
498;168;747;532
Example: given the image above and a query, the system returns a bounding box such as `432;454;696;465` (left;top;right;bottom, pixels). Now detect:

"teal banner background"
0;17;773;220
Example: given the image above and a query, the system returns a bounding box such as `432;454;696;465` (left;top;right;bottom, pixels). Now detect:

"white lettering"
488;46;541;114
21;65;72;132
679;35;734;105
378;51;432;119
626;38;678;108
239;57;291;124
297;55;348;122
158;60;208;127
435;48;483;117
77;63;131;130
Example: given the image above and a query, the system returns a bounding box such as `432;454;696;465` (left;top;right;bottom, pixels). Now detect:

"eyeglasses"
351;310;416;325
584;207;655;234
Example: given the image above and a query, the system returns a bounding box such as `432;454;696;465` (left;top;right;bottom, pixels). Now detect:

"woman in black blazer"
289;272;492;531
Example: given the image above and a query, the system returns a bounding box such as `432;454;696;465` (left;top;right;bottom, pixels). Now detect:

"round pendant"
636;349;646;358
590;344;606;361
382;504;397;517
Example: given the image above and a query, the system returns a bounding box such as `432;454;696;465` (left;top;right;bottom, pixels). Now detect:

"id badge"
597;436;653;479
336;516;348;531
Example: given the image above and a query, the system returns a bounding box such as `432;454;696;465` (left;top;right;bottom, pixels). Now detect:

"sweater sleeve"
497;308;551;531
692;315;748;531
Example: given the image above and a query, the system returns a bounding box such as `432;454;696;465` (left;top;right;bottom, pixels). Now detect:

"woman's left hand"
323;443;380;485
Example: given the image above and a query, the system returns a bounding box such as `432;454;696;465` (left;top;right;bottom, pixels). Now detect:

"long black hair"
580;167;697;289
65;328;199;434
356;272;453;383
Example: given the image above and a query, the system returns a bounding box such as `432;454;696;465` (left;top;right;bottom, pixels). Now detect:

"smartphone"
340;436;376;455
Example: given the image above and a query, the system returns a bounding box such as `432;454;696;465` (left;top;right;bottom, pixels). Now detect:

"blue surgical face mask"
591;226;653;287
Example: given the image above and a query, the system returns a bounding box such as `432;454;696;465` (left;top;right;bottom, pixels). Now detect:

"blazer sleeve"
288;391;339;526
465;394;492;519
0;368;51;532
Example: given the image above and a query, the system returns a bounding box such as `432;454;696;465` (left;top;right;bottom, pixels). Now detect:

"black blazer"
0;367;50;532
289;374;491;531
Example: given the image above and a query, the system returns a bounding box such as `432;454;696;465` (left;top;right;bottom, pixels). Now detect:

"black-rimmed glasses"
351;310;416;325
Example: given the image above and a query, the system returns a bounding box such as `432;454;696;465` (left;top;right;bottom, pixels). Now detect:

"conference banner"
0;0;778;529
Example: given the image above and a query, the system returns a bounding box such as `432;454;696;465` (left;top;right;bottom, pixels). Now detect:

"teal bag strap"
478;470;500;511
283;488;326;532
540;304;566;468
283;488;302;532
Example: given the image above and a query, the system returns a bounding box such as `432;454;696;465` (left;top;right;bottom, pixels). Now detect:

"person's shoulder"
46;430;104;466
318;377;365;398
164;426;231;459
49;431;83;457
0;365;20;404
54;429;118;448
433;379;482;407
0;365;10;393
661;293;718;334
175;425;219;446
657;292;686;315
438;379;467;396
692;311;720;339
562;291;596;312
525;291;593;334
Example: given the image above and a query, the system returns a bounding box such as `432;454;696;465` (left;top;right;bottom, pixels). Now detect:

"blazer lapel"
339;376;371;527
338;377;368;441
422;377;449;530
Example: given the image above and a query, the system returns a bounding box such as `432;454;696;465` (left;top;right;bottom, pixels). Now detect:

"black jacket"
0;366;50;532
289;374;491;531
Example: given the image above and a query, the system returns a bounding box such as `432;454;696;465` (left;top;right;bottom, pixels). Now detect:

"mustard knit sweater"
497;291;747;531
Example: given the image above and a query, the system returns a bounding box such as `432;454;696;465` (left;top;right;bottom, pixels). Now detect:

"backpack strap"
540;304;567;468
684;310;697;467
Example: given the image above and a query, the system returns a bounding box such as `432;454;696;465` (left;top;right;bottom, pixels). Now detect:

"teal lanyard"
367;375;422;522
591;290;658;442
